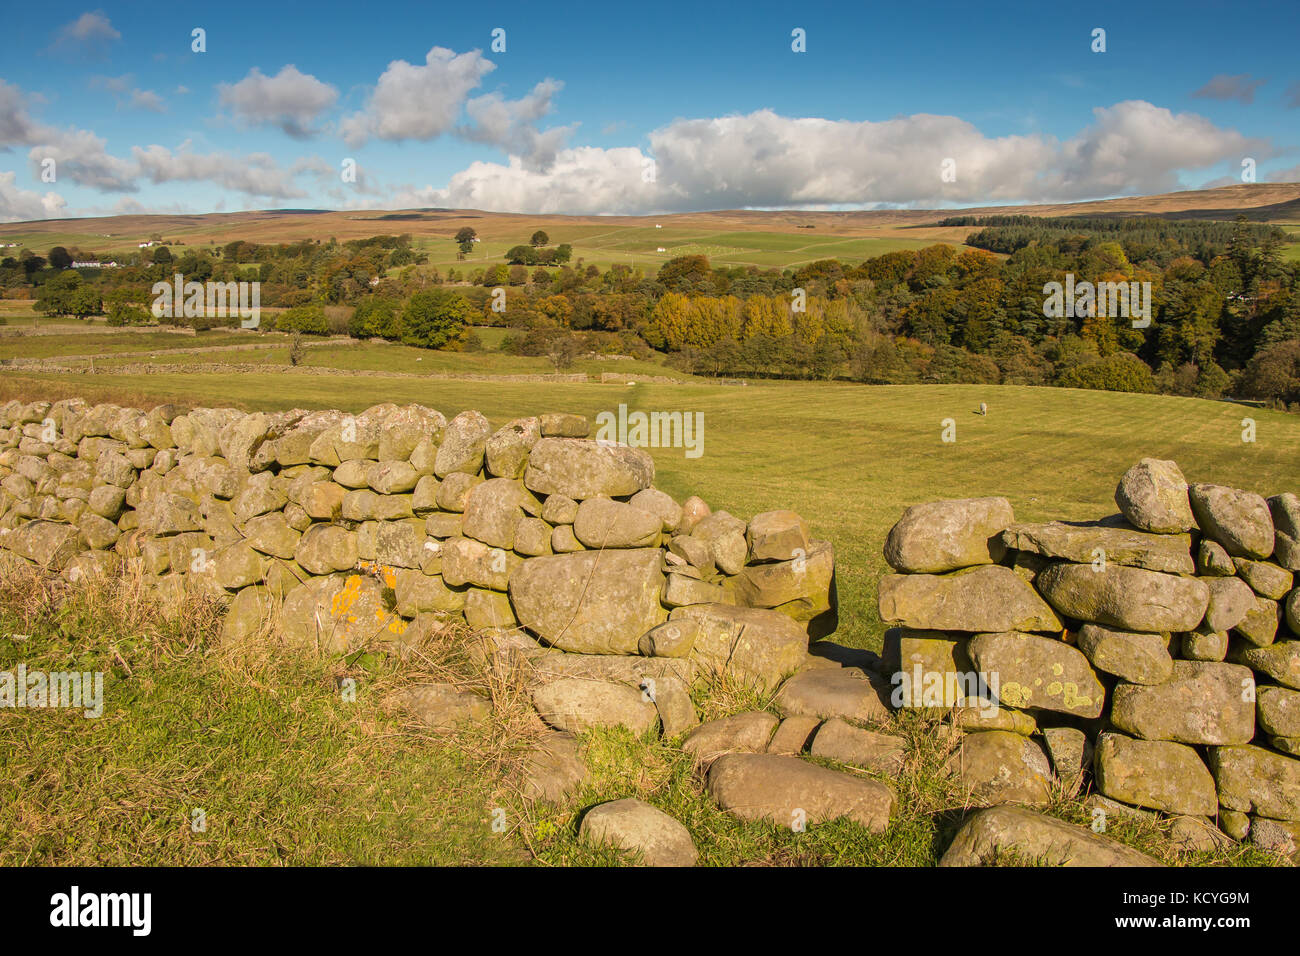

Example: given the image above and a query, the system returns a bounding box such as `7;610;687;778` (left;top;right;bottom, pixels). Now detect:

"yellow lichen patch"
331;575;365;619
1001;681;1033;708
1062;682;1093;710
355;560;398;589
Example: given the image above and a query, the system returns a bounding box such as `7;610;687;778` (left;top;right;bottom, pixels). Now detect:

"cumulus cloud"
76;196;196;217
48;11;120;60
291;155;383;201
394;101;1265;214
0;171;66;222
0;80;55;148
1051;100;1264;197
0;79;328;219
219;65;339;138
395;146;656;214
130;89;165;112
132;143;308;199
21;132;307;200
340;46;495;147
27;126;139;191
92;74;166;112
460;79;574;168
337;47;571;162
4;81;136;187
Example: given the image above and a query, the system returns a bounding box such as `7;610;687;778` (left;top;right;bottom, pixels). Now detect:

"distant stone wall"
878;459;1300;849
0;398;835;693
598;372;681;384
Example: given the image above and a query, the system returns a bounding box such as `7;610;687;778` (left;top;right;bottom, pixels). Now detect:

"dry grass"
0;562;525;865
0;377;182;413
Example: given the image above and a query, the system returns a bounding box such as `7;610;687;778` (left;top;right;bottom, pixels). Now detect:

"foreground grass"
0;570;524;866
2;568;1277;866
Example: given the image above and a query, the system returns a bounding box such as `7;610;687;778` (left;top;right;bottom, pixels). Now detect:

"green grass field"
1280;226;1300;261
0;328;254;360
3;338;1298;867
413;228;952;272
0;323;691;381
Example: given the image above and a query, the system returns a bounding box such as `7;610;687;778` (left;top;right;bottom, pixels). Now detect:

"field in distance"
2;182;1298;270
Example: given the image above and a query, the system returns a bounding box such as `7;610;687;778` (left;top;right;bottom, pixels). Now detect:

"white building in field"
72;260;118;268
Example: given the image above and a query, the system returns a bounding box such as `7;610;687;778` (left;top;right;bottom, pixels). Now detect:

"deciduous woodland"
5;215;1298;408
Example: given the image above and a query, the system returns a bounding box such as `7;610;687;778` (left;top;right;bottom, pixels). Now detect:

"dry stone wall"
879;457;1300;854
0;398;836;697
5;394;1299;863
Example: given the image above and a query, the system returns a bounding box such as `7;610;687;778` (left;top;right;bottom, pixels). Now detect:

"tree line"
3;216;1298;408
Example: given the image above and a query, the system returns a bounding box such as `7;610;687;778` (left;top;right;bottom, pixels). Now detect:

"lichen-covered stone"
1110;661;1255;745
883;497;1013;573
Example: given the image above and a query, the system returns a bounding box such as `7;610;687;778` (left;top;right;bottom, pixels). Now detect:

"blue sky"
1;0;1297;220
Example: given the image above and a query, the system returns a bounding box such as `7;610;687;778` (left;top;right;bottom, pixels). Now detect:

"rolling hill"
2;182;1297;271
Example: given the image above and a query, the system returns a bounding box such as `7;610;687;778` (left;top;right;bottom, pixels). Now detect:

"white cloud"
397;146;655;214
460;79;573;169
1;79;330;219
130;89;165;113
27;126;139;191
6;81;138;188
1052;101;1263;197
219;65;338;138
0;171;66;222
132;143;308;199
398;102;1265;214
0;80;46;147
340;46;495;147
76;196;196;217
92;74;166;113
293;155;383;200
48;11;120;60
